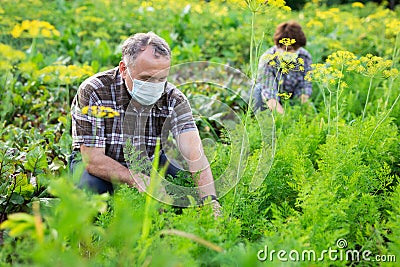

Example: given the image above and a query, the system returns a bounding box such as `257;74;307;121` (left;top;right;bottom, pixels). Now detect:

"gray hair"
121;32;171;67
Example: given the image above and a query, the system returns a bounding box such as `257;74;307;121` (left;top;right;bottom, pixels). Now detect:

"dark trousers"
69;151;184;194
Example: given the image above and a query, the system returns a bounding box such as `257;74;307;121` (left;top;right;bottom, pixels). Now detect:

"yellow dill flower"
306;63;346;90
0;60;12;72
305;72;312;81
18;61;37;76
279;38;296;47
329;79;336;85
11;25;23;38
326;51;357;69
268;0;288;8
281;51;297;62
358;54;393;78
316;9;339;20
81;106;90;115
75;6;88;14
244;0;266;12
279;62;288;70
355;65;366;73
385;18;400;37
83;16;105;24
261;53;275;62
11;20;60;39
390;68;399;77
263;49;304;76
208;2;228;16
306;19;324;29
277;92;292;100
229;0;290;12
382;70;391;79
332;71;344;79
191;3;202;14
366;9;391;21
140;1;153;8
0;43;26;62
34;64;94;85
81;106;120;118
351;2;364;8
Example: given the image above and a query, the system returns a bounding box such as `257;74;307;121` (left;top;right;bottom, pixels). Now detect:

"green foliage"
0;0;399;266
386;184;400;259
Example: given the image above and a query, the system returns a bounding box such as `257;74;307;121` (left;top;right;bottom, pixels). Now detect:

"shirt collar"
153;82;170;110
114;67;132;107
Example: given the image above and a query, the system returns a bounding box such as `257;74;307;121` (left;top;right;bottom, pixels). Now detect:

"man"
70;32;220;213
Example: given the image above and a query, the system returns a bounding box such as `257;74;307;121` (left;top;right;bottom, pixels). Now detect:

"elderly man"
70;32;219;212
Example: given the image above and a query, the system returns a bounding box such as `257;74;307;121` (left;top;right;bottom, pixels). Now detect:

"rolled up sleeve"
170;94;197;138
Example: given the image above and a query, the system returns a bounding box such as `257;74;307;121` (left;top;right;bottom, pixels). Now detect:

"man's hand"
211;200;222;218
80;145;150;192
131;172;150;193
201;196;222;218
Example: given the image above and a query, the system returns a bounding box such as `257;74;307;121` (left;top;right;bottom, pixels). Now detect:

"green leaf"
23;146;48;173
19;184;35;198
13;94;23;106
10;193;24;205
5;212;35;223
49;157;65;171
57;116;68;126
8;222;35;237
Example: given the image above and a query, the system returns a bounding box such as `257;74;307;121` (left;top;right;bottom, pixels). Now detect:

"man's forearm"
195;166;217;199
81;146;149;192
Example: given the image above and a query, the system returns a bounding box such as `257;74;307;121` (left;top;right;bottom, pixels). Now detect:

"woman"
253;21;312;114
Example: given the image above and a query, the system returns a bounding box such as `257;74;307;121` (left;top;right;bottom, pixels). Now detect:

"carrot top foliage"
0;0;399;266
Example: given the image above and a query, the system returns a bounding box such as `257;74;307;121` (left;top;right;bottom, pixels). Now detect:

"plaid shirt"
256;46;312;101
71;67;197;163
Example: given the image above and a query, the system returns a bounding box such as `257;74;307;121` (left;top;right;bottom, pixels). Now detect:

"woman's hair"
121;32;171;67
273;21;306;50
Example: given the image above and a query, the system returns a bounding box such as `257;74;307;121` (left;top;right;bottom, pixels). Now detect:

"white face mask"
125;66;166;106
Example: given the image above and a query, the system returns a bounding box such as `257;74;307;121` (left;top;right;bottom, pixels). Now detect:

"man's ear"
119;61;127;78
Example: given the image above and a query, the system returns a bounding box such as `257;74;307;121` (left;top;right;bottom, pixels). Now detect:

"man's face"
120;46;170;91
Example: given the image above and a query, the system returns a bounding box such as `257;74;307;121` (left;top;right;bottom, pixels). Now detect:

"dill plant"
227;0;290;218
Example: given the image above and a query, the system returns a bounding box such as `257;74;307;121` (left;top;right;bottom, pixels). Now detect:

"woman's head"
273;21;306;51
